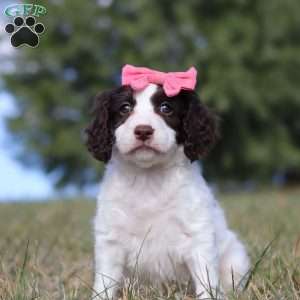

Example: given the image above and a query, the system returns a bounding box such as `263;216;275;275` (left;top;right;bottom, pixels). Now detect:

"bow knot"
121;64;197;97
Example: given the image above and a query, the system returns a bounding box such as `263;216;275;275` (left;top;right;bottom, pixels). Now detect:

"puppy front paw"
196;287;223;300
92;283;116;300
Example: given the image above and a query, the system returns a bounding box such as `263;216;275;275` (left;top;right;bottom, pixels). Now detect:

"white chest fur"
93;148;249;299
95;149;215;281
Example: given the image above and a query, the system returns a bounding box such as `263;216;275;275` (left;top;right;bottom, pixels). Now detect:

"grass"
0;187;300;299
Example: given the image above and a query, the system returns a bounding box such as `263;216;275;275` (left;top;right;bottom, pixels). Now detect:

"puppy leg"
219;231;250;291
185;246;220;299
93;238;125;299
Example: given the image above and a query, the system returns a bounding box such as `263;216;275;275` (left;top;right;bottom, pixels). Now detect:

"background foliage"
3;0;300;187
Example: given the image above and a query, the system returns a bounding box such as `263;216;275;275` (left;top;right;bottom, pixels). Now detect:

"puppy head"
85;84;218;167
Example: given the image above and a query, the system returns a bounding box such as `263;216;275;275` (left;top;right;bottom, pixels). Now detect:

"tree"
3;0;300;187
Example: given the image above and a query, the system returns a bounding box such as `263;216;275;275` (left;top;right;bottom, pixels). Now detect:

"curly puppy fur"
86;84;249;299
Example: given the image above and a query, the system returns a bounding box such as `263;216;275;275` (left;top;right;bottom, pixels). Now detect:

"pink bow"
121;64;197;97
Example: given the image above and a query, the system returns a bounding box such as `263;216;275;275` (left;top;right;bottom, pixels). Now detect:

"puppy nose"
134;125;154;141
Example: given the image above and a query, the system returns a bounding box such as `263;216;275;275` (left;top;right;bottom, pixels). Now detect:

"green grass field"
0;188;300;300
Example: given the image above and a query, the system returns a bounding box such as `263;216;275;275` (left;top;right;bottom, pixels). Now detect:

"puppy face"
114;84;181;167
86;84;218;167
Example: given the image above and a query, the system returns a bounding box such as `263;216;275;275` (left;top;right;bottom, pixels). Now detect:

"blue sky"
0;92;54;201
0;0;55;201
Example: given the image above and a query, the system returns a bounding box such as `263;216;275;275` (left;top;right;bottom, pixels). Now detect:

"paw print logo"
5;16;45;48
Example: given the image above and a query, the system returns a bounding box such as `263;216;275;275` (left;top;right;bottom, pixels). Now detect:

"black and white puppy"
86;84;249;299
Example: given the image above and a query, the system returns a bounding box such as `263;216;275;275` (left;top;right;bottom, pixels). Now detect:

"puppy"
86;79;250;299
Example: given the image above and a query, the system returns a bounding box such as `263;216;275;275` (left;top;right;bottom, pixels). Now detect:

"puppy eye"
120;102;133;115
159;102;173;115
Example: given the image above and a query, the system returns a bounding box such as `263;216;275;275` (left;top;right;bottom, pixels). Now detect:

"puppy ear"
85;91;114;162
183;93;218;161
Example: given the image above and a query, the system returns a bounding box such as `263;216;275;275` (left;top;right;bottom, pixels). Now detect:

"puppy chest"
119;211;194;280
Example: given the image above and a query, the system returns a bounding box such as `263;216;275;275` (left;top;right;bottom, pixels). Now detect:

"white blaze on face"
114;84;177;167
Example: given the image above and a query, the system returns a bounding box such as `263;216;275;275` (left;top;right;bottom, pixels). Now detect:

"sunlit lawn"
0;187;300;299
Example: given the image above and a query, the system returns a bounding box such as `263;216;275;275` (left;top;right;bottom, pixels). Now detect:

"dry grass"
0;188;300;299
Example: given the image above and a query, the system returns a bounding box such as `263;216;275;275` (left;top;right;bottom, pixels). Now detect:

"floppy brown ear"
85;91;114;162
183;93;218;161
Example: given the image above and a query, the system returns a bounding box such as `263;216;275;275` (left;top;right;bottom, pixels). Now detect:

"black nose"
134;125;154;141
